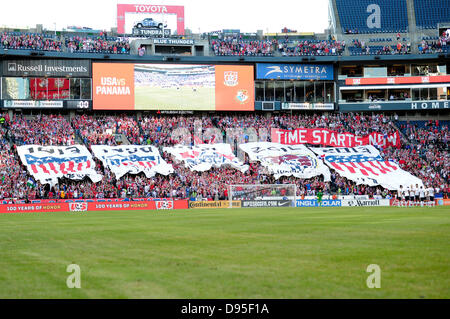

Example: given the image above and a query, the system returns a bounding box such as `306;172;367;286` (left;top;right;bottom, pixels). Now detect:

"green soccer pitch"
135;86;215;110
0;206;448;299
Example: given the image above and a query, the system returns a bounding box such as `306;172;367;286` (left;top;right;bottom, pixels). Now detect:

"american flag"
108;155;158;169
25;154;93;175
324;154;399;177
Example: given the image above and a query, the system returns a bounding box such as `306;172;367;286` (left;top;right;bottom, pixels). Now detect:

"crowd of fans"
0;111;448;202
351;39;411;55
211;37;275;56
418;32;450;54
392;120;449;190
1;29;448;56
210;36;346;56
1;32;62;51
7;114;76;146
277;39;346;56
65;36;130;54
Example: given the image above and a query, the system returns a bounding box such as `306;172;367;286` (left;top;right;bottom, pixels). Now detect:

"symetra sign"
256;63;334;80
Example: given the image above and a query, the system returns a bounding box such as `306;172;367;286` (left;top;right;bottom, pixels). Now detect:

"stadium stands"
65;36;130;54
418;33;450;53
211;38;274;56
1;112;448;201
1;32;62;51
414;0;450;29
336;0;409;34
0;2;449;203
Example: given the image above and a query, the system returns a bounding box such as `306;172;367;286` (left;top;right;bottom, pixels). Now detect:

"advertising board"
282;103;334;111
241;200;293;208
256;63;334;80
296;200;342;207
341;199;390;207
0;200;189;213
3;60;90;77
3;100;64;109
345;75;450;86
188;201;241;209
93;63;254;111
339;101;449;112
117;4;185;35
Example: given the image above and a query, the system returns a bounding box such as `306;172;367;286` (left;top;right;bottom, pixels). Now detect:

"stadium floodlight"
228;184;297;208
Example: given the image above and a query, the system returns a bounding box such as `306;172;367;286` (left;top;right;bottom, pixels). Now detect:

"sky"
0;0;330;34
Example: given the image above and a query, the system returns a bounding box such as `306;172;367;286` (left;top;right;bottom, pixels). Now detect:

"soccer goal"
228;184;297;208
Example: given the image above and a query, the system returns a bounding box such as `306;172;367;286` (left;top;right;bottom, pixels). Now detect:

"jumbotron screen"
92;63;254;111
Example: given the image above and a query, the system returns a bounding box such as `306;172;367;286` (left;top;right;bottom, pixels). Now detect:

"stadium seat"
336;0;409;33
414;0;450;29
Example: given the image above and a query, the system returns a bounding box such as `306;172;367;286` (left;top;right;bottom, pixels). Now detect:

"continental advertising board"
189;201;241;209
92;63;254;111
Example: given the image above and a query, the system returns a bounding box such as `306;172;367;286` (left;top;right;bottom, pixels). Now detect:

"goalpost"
228;184;297;208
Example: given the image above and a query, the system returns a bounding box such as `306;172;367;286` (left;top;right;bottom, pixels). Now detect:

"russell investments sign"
3;60;90;77
256;63;334;80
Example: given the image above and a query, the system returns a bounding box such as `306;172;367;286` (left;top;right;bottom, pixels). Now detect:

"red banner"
0;200;188;214
271;128;401;148
345;75;450;86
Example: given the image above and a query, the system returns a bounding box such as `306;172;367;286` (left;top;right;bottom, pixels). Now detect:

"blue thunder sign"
256;63;334;80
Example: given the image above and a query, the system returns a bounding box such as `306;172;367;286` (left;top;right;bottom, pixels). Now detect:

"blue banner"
256;63;334;80
296;199;342;207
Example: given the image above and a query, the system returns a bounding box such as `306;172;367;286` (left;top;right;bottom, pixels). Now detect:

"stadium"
0;0;449;301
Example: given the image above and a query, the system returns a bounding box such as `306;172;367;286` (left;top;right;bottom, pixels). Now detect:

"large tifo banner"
17;145;102;186
164;144;248;173
312;146;424;190
272;128;401;149
239;142;331;181
93;63;254;111
91;145;173;179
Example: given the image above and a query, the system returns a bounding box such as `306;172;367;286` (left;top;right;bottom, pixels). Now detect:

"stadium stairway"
329;0;343;36
392;120;410;145
406;0;419;53
115;134;130;145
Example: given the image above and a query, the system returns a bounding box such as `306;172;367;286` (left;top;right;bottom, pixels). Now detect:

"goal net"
228;184;297;208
